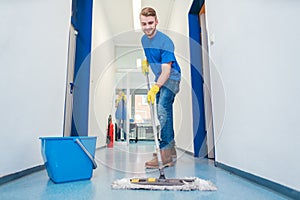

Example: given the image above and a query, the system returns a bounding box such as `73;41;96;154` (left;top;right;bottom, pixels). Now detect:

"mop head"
111;177;217;191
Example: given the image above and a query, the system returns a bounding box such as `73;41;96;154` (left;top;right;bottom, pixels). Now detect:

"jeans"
156;79;180;150
116;119;126;140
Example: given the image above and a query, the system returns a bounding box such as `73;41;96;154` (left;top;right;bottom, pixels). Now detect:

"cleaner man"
115;90;127;141
140;7;181;168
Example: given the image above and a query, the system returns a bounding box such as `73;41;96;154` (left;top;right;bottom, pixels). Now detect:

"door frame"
199;5;215;159
63;24;77;136
189;0;215;158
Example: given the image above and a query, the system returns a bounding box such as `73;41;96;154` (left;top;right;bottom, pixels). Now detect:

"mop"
111;72;217;191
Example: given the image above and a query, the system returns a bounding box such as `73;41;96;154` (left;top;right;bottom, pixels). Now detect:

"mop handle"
146;73;165;176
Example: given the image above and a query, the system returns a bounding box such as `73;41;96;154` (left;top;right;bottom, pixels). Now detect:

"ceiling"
98;0;176;44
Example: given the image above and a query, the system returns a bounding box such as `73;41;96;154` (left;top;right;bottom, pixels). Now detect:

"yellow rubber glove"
142;59;149;76
147;85;160;104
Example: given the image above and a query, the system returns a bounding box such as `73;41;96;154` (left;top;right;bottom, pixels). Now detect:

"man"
140;7;181;168
115;90;127;141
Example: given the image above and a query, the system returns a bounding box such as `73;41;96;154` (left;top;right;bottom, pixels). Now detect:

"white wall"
206;0;300;191
0;0;71;177
167;0;194;153
89;1;116;147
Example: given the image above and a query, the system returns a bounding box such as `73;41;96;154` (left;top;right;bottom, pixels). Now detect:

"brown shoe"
153;147;177;162
171;147;177;161
145;149;174;169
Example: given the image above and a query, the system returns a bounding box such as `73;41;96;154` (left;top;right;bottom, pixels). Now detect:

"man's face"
140;15;158;38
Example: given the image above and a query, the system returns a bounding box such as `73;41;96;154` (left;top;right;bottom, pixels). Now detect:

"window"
134;94;150;123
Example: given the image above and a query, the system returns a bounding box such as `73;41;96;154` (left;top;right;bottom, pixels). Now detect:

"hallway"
0;142;289;200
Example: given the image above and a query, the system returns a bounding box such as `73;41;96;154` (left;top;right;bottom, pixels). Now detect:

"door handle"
70;82;74;94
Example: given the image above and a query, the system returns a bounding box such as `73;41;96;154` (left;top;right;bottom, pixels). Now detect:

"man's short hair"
140;7;157;19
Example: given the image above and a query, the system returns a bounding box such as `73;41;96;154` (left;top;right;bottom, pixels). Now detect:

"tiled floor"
0;141;290;200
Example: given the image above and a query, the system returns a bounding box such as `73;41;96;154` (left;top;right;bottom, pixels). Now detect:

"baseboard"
215;162;299;200
96;145;106;150
0;165;45;186
176;147;194;156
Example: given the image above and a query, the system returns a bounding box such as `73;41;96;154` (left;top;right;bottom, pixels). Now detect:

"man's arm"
156;62;172;87
147;62;172;104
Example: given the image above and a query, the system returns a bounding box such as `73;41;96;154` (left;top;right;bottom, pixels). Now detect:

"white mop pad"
111;177;217;191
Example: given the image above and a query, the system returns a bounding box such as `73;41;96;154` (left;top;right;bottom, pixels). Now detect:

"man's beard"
144;27;156;38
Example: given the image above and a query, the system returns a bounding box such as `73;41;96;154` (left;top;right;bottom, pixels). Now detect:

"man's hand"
147;85;160;104
142;59;149;76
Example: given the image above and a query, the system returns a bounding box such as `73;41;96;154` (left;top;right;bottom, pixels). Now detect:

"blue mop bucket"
39;136;97;183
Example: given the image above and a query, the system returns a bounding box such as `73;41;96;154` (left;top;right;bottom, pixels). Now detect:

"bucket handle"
75;138;97;169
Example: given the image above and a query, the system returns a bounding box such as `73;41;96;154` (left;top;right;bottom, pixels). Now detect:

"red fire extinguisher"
106;115;114;148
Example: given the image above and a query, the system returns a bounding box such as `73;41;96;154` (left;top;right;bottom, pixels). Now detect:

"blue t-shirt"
141;31;181;82
115;99;126;120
